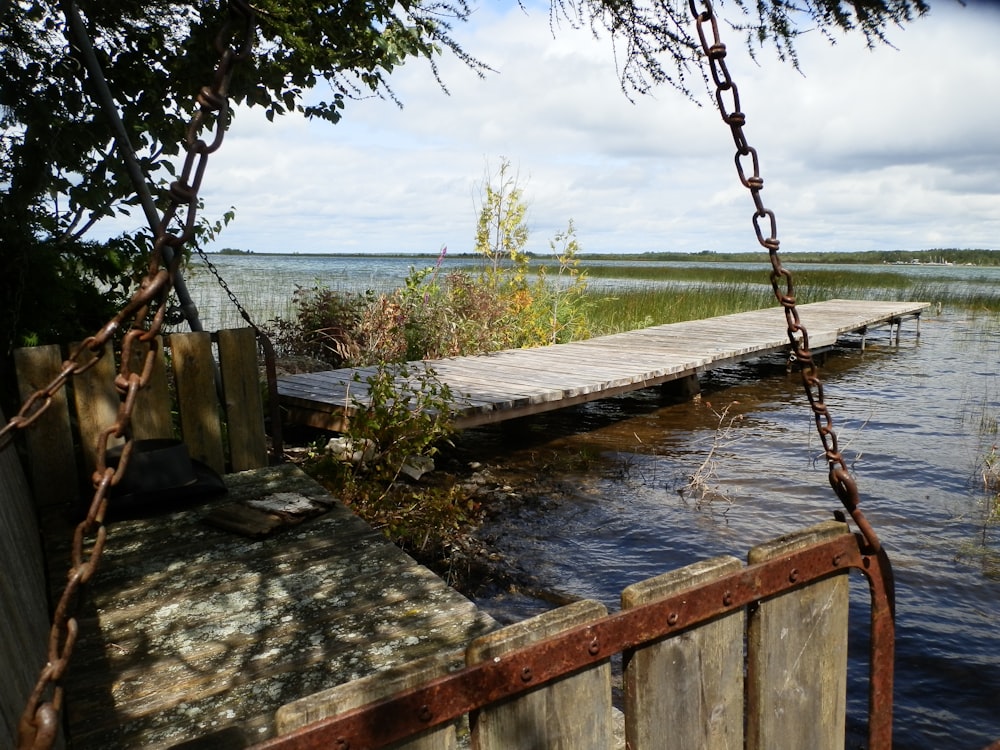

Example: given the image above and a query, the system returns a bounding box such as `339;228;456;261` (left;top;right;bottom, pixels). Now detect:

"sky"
163;0;1000;255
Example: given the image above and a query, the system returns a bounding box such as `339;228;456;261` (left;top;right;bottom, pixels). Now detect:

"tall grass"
585;283;775;335
580;266;1000;334
574;263;915;289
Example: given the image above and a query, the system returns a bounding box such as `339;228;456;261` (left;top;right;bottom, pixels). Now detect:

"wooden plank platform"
278;299;929;431
59;463;496;749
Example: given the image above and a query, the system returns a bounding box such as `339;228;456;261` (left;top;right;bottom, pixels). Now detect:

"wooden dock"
278;299;929;431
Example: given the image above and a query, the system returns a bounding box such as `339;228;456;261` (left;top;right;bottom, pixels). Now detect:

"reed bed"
585;283;775;335
167;269;345;333
580;267;1000;334
576;263;915;290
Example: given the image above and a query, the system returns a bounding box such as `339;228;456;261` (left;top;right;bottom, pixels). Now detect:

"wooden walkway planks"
278;299;929;431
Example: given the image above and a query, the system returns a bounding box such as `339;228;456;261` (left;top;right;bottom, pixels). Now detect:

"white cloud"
103;0;1000;254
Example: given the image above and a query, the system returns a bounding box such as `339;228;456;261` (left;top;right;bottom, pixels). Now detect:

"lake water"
181;254;999;748
177;252;1000;331
458;309;1000;750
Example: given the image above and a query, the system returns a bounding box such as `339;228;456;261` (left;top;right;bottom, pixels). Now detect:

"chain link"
3;4;255;748
687;0;881;554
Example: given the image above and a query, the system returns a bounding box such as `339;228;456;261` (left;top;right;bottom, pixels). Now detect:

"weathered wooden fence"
262;520;895;750
13;328;268;494
0;406;57;749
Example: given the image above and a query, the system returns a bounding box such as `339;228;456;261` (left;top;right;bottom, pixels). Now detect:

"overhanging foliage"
0;0;928;362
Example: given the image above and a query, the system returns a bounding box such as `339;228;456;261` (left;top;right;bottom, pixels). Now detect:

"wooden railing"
261;520;895;750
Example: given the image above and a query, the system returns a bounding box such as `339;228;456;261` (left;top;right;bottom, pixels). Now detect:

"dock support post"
662;373;701;402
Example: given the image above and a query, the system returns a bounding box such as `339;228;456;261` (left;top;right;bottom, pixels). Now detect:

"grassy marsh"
574;264;1000;334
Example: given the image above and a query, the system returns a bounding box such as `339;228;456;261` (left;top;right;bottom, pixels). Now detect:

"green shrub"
267;284;365;365
302;361;475;552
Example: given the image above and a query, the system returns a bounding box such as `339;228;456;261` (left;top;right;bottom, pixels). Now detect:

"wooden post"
746;521;850;750
661;372;701;402
622;556;745;750
169;331;226;474
467;599;613;750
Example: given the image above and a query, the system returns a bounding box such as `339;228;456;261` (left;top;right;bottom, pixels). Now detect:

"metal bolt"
667;612;679;626
334;739;350;750
588;637;600;656
788;568;799;583
832;554;842;567
722;591;733;607
418;705;433;723
521;666;533;682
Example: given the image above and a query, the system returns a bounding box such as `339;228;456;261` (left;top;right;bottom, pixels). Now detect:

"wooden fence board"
71;341;121;472
13;344;78;508
218;327;268;471
467;599;613;750
129;336;173;441
0;405;61;749
746;520;850;750
622;556;745;750
169;331;225;473
277;649;465;749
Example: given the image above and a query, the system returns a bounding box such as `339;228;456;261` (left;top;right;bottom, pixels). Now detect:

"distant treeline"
582;249;1000;265
210;248;1000;265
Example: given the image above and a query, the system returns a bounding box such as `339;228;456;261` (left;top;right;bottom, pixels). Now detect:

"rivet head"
588;637;600;656
418;705;433;723
722;591;733;607
667;612;679;626
520;666;533;682
832;554;843;567
334;739;350;750
789;568;799;583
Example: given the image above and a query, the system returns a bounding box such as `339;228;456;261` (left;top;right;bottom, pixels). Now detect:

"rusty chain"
688;0;882;554
2;3;255;748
